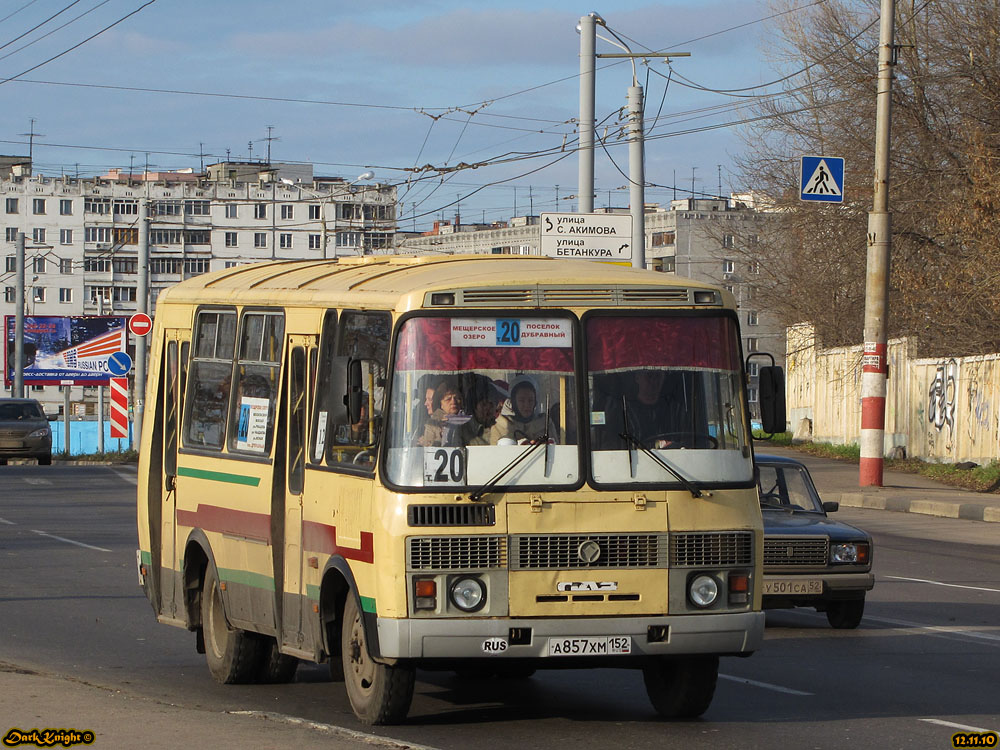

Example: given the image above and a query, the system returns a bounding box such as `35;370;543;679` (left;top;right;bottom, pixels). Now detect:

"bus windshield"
586;314;752;485
384;315;580;490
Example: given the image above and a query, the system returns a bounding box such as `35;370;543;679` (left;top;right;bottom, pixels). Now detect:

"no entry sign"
129;313;152;336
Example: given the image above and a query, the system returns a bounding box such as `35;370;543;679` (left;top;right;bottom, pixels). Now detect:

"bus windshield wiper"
468;432;549;502
620;396;706;498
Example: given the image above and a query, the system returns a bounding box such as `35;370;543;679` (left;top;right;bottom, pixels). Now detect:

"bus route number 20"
423;447;467;485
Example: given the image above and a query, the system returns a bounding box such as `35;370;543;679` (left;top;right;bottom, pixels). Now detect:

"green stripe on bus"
361;596;376;614
140;549;152;565
218;567;275;592
306;584;320;601
177;466;260;486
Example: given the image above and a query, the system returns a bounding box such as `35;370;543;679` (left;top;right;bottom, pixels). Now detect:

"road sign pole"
860;0;896;488
627;84;645;269
14;232;25;398
134;199;149;451
578;13;596;215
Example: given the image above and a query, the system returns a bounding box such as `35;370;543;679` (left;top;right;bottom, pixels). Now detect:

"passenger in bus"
598;369;683;449
458;378;507;446
491;375;557;444
337;393;375;446
416;379;469;447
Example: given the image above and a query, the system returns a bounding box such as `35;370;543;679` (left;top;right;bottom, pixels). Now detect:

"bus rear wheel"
201;566;261;684
341;593;414;725
643;655;718;719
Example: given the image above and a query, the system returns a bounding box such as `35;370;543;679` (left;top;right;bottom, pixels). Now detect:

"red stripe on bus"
302;521;374;563
176;504;272;544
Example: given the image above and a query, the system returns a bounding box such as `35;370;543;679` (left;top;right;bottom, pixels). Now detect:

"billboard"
4;315;128;385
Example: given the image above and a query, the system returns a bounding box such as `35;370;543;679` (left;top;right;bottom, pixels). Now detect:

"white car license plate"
547;636;631;656
763;578;823;595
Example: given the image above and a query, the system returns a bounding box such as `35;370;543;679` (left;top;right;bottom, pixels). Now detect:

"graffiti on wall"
927;358;958;438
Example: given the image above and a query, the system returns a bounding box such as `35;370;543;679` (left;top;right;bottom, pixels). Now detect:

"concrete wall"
786;324;1000;464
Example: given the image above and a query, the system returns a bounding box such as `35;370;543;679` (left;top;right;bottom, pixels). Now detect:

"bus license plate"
763;578;822;595
547;636;631;656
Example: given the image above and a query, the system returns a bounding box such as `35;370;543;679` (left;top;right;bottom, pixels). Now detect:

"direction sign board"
129;313;152;336
539;212;632;262
107;351;133;377
800;156;845;202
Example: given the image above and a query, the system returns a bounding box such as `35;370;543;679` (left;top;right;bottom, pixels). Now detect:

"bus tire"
341;593;414;725
255;637;299;683
643;655;718;719
201;566;261;684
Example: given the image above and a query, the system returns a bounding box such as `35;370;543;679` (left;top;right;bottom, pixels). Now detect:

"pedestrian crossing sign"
800;155;844;202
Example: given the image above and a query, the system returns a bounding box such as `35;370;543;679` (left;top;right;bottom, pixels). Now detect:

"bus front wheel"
341;593;414;725
201;566;261;684
643;655;718;719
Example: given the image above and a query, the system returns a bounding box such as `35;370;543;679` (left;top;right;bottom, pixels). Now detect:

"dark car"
756;455;874;628
0;398;53;465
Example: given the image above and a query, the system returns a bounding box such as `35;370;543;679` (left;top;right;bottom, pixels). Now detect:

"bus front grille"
509;533;668;570
670;531;753;567
763;537;828;568
407;504;496;527
407;535;507;571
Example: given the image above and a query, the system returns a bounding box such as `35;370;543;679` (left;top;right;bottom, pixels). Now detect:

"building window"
281;204;293;220
339;203;362;221
32;287;45;302
279;233;292;249
723;234;735;248
335;231;360;248
723;259;735;274
32;198;46;215
84;258;111;272
651;231;675;247
184;230;211;245
746;337;759;352
6;228;17;242
309;205;321;220
745;285;754;301
747;387;758;403
59;258;72;274
113;227;138;245
59;288;72;303
183;258;210;276
32;228;45;244
150;229;182;245
150;258;182;274
85;227;113;243
225;232;238;247
254;203;267;220
747;311;759;326
747;362;760;377
660;256;676;272
254;232;267;248
113;200;138;215
60;199;73;216
225;204;238;219
308;234;321;250
88;285;112;303
84;198;111;214
184;200;211;216
113;258;137;274
4;256;13;272
3;286;13;302
748;259;760;274
224;261;243;269
151;200;181;216
60;229;73;245
113;286;137;303
5;198;17;214
33;256;46;274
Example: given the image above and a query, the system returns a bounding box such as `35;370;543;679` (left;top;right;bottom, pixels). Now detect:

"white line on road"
920;718;998;733
864;614;1000;645
0;517;14;525
31;529;111;552
228;710;443;750
718;674;813;696
110;468;137;485
21;477;52;485
885;575;1000;594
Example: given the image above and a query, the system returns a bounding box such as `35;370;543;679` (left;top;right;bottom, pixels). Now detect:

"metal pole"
135;200;149;451
14;232;25;398
97;296;105;454
860;0;896;487
578;13;596;214
63;385;70;456
627;85;646;269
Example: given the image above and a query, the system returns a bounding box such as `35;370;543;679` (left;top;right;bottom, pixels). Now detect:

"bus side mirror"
328;356;354;424
346;358;363;425
758;365;786;435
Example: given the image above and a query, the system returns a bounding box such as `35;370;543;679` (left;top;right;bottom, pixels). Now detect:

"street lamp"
281;170;375;259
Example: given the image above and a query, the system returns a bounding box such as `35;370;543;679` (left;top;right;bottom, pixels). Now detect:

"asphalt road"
1;464;998;749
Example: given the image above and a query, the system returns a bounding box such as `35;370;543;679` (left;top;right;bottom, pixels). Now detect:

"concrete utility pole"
14;232;25;398
578;13;598;214
627;85;645;269
134;199;149;451
97;296;105;454
860;0;896;487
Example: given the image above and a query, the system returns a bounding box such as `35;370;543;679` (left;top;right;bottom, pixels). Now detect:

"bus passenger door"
279;339;313;652
160;331;187;621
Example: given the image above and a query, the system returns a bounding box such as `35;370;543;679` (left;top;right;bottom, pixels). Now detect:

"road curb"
834;492;999;523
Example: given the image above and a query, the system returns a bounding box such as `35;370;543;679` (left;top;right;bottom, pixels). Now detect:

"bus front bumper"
376;610;764;660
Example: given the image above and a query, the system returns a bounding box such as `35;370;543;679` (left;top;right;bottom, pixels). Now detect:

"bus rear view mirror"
758;365;786;435
347;358;364;425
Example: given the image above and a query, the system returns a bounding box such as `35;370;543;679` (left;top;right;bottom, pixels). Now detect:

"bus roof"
156;255;733;312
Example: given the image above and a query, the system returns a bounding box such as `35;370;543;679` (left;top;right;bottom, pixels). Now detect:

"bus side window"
164;341;178;478
310;311;338;465
183;309;237;450
288;346;307;495
229;310;285;455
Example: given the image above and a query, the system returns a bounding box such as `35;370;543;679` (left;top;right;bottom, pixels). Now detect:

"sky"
0;0;788;231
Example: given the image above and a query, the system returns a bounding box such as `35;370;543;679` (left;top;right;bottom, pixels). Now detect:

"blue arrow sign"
107;351;133;376
800;156;844;202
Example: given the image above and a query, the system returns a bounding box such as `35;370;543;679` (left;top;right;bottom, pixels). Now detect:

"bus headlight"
449;577;486;612
688;574;720;608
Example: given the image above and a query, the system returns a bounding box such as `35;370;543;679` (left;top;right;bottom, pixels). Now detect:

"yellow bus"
136;255;784;725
